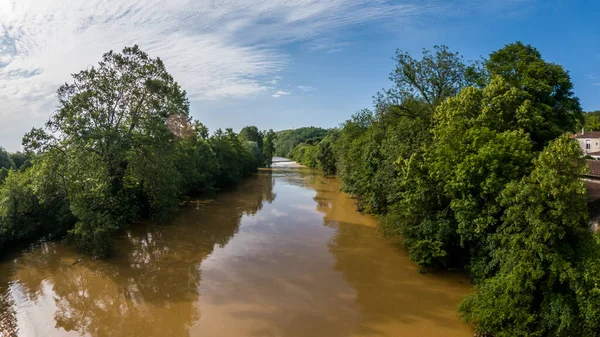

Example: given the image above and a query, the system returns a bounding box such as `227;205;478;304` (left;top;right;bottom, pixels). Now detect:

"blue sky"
0;0;599;151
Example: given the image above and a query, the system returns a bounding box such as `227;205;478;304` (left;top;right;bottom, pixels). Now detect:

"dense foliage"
286;42;597;336
273;126;328;157
584;110;600;131
0;46;272;258
459;136;600;336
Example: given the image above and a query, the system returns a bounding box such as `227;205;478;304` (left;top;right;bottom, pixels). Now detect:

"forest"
284;42;600;337
0;46;276;258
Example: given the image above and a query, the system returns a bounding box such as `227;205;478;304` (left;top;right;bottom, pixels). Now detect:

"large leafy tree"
459;135;600;337
24;45;190;257
485;42;582;147
333;46;479;213
393;86;535;269
239;125;265;165
377;45;483;121
394;42;584;271
239;126;264;148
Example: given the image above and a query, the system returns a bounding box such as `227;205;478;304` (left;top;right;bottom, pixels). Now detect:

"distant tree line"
0;46;275;258
287;42;600;337
272;127;329;158
584;110;600;131
0;148;30;181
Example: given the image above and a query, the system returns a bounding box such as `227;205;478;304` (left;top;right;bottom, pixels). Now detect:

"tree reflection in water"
0;171;275;337
0;264;17;337
309;176;472;337
0;166;470;337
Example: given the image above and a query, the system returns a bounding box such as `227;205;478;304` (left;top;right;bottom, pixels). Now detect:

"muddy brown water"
0;161;472;337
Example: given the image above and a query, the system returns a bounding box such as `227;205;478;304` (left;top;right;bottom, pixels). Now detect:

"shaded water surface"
0;161;472;337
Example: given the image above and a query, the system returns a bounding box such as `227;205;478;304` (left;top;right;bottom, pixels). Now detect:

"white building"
575;131;600;159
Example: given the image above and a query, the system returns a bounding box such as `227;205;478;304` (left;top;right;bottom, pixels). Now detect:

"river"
0;160;472;337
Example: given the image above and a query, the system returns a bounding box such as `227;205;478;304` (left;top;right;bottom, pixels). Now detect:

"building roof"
587;160;600;176
574;131;600;139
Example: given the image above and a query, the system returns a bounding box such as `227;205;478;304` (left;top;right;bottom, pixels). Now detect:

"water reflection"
0;262;17;337
0;164;471;337
308;176;472;336
1;172;275;337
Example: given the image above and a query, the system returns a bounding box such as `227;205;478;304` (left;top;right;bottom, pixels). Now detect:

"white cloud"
305;39;350;53
272;90;290;98
297;85;315;93
0;0;533;150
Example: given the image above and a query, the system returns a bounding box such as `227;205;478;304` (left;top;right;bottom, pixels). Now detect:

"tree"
584;110;600;131
377;45;484;121
24;45;190;257
239;126;264;148
289;142;319;168
0;169;38;248
316;132;338;175
0;168;8;184
210;128;260;186
392;85;536;269
175;121;219;196
459;135;600;337
389;42;584;272
9;152;30;170
485;42;582;148
330;46;479;213
0;166;74;251
262;129;276;167
0;147;14;170
239;126;264;165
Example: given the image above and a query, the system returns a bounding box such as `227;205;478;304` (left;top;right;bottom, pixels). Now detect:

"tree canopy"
1;45;268;258
283;42;593;337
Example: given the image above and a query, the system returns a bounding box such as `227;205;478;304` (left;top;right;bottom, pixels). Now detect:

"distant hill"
274;127;329;157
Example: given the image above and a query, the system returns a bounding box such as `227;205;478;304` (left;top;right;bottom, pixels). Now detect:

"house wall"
578;138;600;154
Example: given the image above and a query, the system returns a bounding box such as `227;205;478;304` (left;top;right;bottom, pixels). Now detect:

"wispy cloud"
272;90;290;98
305;39;350;53
0;0;533;150
269;76;283;85
297;85;316;93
